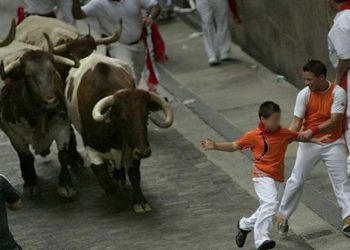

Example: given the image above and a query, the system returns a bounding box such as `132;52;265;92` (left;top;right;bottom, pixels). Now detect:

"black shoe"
235;221;251;248
257;240;276;250
209;61;220;67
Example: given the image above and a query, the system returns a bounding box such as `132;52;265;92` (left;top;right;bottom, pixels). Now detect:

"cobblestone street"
2;126;310;249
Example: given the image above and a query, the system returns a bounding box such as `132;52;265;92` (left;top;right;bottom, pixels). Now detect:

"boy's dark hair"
303;60;327;77
335;0;348;3
259;101;281;119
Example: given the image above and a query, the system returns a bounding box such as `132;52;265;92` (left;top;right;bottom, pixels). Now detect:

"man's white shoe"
208;57;220;67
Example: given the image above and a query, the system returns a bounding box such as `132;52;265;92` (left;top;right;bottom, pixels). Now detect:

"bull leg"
56;127;76;198
67;126;84;172
113;167;126;187
128;160;151;213
57;147;76;198
91;163;117;194
9;139;38;196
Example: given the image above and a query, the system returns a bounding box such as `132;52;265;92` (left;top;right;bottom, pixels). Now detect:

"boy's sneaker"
276;214;289;236
235;220;251;248
343;215;350;238
257;240;276;250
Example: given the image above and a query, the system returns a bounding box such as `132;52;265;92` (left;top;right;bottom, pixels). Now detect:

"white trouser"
196;0;231;61
25;0;75;25
279;139;350;220
346;117;350;174
240;177;279;249
55;0;75;25
108;41;146;86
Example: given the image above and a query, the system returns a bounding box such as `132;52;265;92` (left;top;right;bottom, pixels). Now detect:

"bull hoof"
133;203;152;213
58;186;77;198
23;186;39;197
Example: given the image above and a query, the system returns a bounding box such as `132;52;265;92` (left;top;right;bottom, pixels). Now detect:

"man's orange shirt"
295;83;346;142
235;126;298;182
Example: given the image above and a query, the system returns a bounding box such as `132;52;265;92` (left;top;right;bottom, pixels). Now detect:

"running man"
201;101;327;250
276;60;350;238
196;0;232;66
328;0;350;174
72;0;161;86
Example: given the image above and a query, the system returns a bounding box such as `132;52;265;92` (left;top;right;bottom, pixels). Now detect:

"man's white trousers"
279;139;350;220
196;0;231;61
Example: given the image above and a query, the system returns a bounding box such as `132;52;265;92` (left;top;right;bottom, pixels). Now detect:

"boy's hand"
298;129;313;141
201;139;216;150
312;134;331;145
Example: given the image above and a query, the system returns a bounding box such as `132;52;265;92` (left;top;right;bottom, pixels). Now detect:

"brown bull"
0;34;82;197
66;53;173;213
16;16;122;79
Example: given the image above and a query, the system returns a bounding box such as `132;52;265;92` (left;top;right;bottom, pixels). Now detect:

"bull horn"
92;95;115;122
95;19;122;45
53;55;80;68
0;59;22;77
149;92;174;128
0;19;16;47
53;43;68;54
43;33;54;53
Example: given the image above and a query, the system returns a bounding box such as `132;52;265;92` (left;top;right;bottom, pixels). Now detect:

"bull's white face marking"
86;146;122;169
65;52;132;133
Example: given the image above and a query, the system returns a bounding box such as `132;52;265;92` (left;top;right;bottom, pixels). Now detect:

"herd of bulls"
0;16;173;213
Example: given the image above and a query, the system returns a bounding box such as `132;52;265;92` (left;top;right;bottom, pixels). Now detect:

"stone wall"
173;0;336;88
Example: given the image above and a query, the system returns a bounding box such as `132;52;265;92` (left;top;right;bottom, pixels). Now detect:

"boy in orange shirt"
201;101;326;250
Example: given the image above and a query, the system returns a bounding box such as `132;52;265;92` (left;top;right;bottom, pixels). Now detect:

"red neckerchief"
339;1;350;12
258;122;281;135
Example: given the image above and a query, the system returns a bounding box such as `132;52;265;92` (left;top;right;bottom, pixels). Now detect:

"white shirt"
25;0;75;24
328;10;350;86
294;84;346;119
82;0;158;44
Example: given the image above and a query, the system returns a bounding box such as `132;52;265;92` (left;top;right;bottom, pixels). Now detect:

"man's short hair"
259;101;281;119
303;60;327;77
335;0;348;3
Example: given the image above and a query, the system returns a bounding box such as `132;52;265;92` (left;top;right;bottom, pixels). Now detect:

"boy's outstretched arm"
201;139;240;152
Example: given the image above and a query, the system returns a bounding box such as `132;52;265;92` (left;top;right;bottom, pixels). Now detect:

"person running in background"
72;0;161;86
196;0;232;67
276;60;350;238
201;101;327;250
0;175;23;250
25;0;75;25
328;0;350;175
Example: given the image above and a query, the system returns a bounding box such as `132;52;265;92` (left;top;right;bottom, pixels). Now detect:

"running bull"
66;53;174;213
0;22;81;197
16;16;122;79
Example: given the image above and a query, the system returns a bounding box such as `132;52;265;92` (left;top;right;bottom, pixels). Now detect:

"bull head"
53;20;123;55
92;90;174;128
92;90;174;161
0;19;16;47
1;33;79;79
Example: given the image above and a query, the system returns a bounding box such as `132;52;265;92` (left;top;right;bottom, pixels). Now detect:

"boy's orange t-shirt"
235;125;298;182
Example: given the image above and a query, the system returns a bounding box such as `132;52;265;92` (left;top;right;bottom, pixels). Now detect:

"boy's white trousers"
196;0;231;61
279;139;350;220
240;177;279;249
